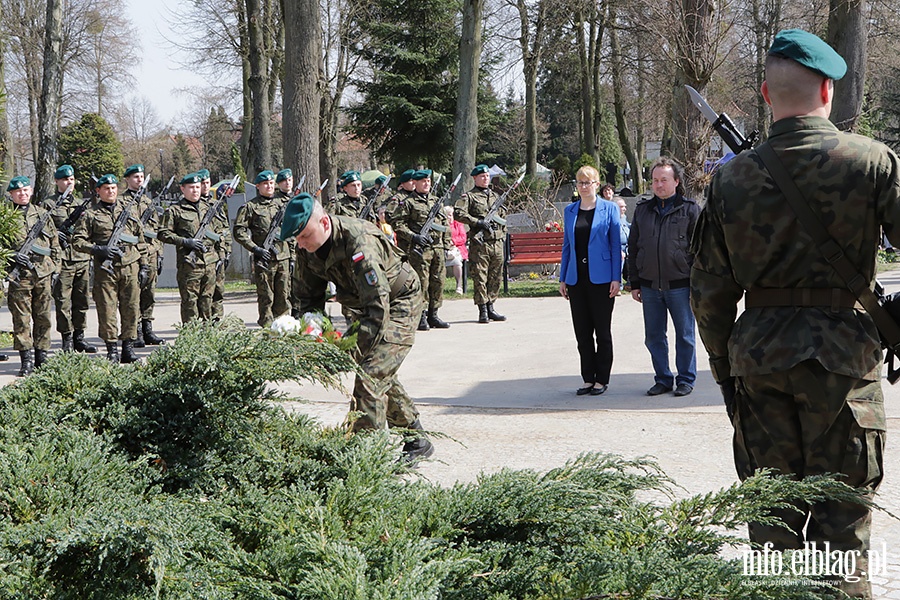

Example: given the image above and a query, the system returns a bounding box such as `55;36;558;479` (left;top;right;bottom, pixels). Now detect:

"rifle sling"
755;142;900;349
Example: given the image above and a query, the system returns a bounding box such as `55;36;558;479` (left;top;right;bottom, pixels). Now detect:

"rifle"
140;175;175;241
185;175;240;266
258;174;306;271
59;175;99;242
473;171;525;243
359;176;392;222
99;184;147;275
7;186;70;286
411;173;461;257
685;85;759;155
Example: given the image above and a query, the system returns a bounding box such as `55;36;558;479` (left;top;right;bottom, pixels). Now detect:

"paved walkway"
1;281;899;594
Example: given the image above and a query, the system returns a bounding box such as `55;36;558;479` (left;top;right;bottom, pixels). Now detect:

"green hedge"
0;320;860;598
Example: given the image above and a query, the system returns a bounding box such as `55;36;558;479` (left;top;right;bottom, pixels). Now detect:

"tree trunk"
237;0;253;171
589;7;604;167
36;0;63;199
516;0;546;177
283;0;321;185
452;0;483;199
828;0;866;132
245;0;272;176
576;8;593;157
0;31;14;178
608;9;640;195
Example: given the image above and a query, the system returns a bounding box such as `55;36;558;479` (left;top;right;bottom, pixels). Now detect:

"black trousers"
567;279;615;385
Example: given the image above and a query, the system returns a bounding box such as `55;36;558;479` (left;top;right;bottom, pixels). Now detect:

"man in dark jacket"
628;157;700;397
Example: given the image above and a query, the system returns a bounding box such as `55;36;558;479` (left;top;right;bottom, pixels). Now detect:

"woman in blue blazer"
558;166;621;395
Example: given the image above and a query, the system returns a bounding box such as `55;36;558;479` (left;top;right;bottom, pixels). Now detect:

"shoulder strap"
755;142;900;349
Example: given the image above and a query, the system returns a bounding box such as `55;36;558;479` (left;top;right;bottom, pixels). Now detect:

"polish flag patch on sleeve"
352;251;365;263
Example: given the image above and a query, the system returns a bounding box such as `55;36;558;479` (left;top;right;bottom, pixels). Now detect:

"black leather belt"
744;287;859;311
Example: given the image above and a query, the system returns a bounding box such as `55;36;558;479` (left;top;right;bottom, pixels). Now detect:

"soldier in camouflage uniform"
455;164;507;324
329;171;365;217
233;169;292;326
72;174;149;364
383;169;417;217
122;164;165;347
199;169;231;320
388;168;451;330
6;176;59;376
275;168;294;200
690;30;889;599
45;164;96;354
281;193;433;464
158;173;222;324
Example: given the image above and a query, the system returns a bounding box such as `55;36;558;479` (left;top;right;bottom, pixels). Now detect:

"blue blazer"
559;199;622;285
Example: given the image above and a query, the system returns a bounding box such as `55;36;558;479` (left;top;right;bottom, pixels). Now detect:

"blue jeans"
640;286;696;388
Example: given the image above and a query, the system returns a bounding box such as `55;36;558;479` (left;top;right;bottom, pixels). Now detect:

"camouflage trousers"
8;272;52;351
212;253;226;320
176;261;216;324
349;285;424;432
93;261;140;342
253;258;291;327
52;259;91;333
409;244;445;310
139;248;161;321
469;237;503;305
733;360;885;599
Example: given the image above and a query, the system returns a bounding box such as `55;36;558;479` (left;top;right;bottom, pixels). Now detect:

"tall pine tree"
348;0;460;171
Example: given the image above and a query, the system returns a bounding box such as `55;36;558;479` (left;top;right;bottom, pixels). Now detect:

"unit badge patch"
364;270;378;286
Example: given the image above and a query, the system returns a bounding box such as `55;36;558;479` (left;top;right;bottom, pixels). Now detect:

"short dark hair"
599;183;615;197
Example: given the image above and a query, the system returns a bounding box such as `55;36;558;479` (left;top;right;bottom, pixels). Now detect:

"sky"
125;0;197;125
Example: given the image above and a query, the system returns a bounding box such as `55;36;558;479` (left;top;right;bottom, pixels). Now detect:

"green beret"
399;169;416;183
6;176;30;191
180;173;201;185
276;168;292;183
97;174;118;187
471;164;489;176
768;28;847;80
280;193;315;241
411;169;432;181
254;170;275;184
54;165;74;179
340;170;361;187
124;164;144;177
196;168;211;180
375;175;388;186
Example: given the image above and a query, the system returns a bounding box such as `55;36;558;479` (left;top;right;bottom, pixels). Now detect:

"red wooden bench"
503;231;564;292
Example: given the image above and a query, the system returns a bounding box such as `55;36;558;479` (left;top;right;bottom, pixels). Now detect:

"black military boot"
34;349;48;368
400;419;435;465
417;311;430;331
427;308;450;329
61;332;74;352
486;302;506;322
0;354;7;362
105;341;119;363
73;330;97;353
120;339;138;364
17;349;34;377
142;320;165;345
132;328;145;348
478;304;490;324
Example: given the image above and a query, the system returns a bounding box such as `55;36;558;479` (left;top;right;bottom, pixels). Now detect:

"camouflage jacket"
690;116;900;382
45;190;91;263
329;192;364;218
233;194;292;261
123;188;163;256
201;192;232;258
388;191;452;252
454;186;507;244
158;197;225;266
72;198;146;268
9;201;60;278
294;215;420;356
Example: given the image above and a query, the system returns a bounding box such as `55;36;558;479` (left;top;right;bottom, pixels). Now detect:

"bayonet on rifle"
185;175;240;266
7;186;69;286
473;171;525;243
411;173;461;257
685;85;759;155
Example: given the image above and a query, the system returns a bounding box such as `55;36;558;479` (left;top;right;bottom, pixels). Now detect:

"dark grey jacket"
627;194;699;291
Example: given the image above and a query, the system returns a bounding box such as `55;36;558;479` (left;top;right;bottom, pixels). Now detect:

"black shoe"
0;354;7;362
400;419;435;465
486;302;506;321
61;332;74;352
576;385;594;396
105;341;119;363
142;320;165;345
478;304;489;324
674;384;693;397
417;311;430;331
18;349;34;377
590;384;608;395
647;383;673;396
73;330;97;353
427;309;450;329
34;349;48;368
121;339;138;364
